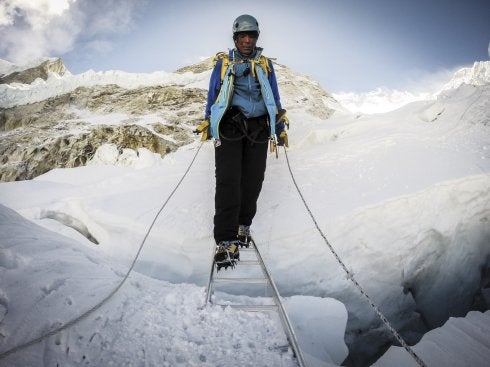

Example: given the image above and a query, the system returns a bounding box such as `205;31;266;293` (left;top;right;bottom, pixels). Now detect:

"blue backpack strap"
252;49;277;139
255;63;277;139
210;63;235;141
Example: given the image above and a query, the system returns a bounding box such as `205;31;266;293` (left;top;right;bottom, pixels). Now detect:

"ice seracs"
0;57;67;85
440;61;490;91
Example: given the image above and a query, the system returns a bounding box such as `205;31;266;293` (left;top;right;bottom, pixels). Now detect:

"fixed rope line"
283;146;428;367
0;142;204;361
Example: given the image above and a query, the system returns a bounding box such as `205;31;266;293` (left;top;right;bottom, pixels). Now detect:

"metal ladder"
204;241;307;367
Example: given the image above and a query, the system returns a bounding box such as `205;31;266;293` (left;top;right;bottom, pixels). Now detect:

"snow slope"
0;204;333;367
0;157;348;367
1;60;490;366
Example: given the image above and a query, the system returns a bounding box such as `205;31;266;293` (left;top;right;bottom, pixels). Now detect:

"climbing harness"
218;109;270;144
0;142;204;361
283;146;428;367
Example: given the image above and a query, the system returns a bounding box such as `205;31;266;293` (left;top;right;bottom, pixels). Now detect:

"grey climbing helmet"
232;14;260;35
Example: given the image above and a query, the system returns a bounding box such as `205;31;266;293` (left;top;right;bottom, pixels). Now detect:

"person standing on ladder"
195;14;289;270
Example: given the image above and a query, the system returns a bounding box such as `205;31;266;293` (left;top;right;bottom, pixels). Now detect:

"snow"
0;203;300;366
87;144;165;169
0;66;211;108
332;87;433;114
0;57;60;77
333;61;490;114
1;60;490;366
441;61;490;91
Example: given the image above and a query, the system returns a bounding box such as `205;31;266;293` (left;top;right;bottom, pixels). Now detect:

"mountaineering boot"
214;240;240;271
237;225;254;248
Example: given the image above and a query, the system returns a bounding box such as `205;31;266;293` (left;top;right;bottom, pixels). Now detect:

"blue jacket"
231;55;268;119
204;49;285;136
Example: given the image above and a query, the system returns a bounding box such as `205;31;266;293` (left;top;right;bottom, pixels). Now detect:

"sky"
0;0;489;93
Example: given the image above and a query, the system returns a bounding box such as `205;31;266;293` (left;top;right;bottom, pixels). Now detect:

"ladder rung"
214;278;269;284
238;260;260;265
216;304;278;312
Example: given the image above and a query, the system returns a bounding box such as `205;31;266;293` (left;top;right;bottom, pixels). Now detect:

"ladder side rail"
203;242;307;367
253;243;307;367
204;244;217;307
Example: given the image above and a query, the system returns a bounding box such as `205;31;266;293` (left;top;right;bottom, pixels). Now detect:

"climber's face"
234;32;258;57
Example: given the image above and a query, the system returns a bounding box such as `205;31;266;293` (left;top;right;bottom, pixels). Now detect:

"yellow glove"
193;119;210;141
277;130;289;147
276;108;290;129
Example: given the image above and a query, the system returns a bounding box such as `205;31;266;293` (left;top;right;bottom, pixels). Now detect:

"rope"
283;146;428;367
0;142;204;360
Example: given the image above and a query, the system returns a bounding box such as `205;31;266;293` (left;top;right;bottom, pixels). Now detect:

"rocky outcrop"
273;63;338;120
69;84;207;114
0;123;191;181
0;58;67;85
0;82;205;181
0;56;338;182
0;95;74;131
175;57;214;74
0;84;206;132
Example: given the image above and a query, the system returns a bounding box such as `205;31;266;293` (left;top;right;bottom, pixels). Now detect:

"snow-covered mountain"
332;87;432;114
0;57;337;181
333;61;490;115
0;58;489;367
441;61;490;90
0;57;67;86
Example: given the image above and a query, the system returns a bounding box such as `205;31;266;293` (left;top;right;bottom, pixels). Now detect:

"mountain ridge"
0;57;67;85
0;57;336;181
333;60;490;114
1;58;488;182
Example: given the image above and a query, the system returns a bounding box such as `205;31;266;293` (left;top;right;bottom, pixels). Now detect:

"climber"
195;14;289;270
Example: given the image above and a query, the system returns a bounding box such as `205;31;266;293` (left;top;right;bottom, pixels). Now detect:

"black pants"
214;110;269;244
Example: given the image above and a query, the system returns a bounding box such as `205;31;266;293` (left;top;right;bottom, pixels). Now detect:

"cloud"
0;0;72;27
0;0;146;64
400;65;467;95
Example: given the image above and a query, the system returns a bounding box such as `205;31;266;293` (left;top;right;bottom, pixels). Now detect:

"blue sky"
0;0;489;92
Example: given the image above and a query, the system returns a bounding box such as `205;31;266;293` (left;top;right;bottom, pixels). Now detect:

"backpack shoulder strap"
213;52;230;82
258;55;272;77
251;53;275;78
214;51;274;80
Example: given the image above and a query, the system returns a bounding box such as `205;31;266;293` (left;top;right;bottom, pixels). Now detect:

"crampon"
214;241;239;271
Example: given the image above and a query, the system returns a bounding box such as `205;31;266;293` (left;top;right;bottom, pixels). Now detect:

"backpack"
213;51;273;81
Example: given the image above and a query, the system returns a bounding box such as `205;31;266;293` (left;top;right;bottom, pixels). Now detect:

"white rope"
283;146;428;367
0;142;204;360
